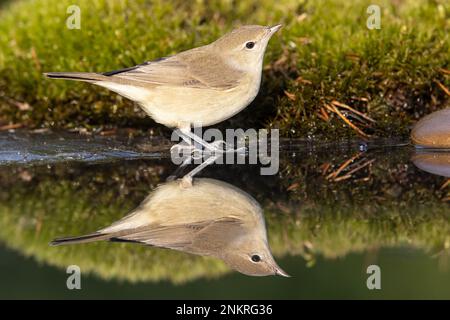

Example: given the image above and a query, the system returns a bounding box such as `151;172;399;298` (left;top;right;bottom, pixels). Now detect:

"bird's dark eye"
245;41;255;49
251;254;261;262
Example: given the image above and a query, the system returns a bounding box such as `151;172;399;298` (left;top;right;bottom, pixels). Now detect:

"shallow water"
0;130;448;299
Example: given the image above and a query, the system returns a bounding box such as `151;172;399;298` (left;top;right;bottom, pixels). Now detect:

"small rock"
411;108;450;148
412;152;450;177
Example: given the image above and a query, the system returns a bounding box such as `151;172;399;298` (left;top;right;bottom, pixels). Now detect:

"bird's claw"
208;140;247;155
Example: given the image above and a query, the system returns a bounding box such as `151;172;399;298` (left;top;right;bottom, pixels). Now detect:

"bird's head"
221;237;290;277
212;24;282;72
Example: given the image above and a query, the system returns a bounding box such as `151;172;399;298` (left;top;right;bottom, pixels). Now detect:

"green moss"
270;0;450;139
0;0;290;130
0;0;448;137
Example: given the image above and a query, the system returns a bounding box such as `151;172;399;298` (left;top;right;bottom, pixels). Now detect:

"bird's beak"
275;266;291;277
267;250;290;277
271;260;290;277
268;24;282;36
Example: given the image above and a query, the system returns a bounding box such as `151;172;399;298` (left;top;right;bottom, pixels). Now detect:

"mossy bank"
0;0;449;139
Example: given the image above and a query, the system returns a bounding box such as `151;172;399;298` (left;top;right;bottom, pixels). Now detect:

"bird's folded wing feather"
115;217;244;252
103;51;243;90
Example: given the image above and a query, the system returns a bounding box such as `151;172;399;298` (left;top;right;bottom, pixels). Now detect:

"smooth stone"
412;152;450;177
411;108;450;148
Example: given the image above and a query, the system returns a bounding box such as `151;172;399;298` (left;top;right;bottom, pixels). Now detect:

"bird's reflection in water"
51;177;289;277
412;152;450;178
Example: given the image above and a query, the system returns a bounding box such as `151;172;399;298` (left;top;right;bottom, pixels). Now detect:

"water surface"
0;130;448;299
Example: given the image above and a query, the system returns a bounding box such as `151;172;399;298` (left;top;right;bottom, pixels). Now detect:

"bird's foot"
180;175;193;188
170;142;203;159
207;140;248;155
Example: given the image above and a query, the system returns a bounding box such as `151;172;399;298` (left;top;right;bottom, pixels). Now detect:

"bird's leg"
176;127;218;153
170;142;195;156
170;127;211;165
181;153;220;186
171;127;219;165
209;139;248;155
170;128;196;155
178;127;246;155
166;153;194;182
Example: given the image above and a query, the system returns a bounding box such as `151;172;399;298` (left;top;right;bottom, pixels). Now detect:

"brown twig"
438;68;450;75
351;96;369;102
331;100;376;123
329;104;369;138
284;90;296;101
326;154;374;182
440;179;450;190
320;162;332;175
324;103;336;114
0;123;23;131
435;80;450;97
3;96;31;111
333;174;353;182
345;159;375;176
100;129;117;136
287;183;300;191
295;76;312;85
317;107;330;122
326;152;362;180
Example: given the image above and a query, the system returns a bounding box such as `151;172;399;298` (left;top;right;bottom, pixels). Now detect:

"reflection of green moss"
0;0;448;138
270;149;450;264
266;202;450;267
0;179;231;284
0;157;448;283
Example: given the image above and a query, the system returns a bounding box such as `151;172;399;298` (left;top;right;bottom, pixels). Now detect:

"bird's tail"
49;232;112;246
44;72;108;83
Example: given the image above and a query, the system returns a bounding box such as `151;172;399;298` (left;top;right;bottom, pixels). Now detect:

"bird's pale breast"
139;72;261;128
101;179;263;233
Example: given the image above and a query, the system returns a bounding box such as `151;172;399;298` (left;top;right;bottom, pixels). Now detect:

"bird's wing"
103;51;244;90
113;217;244;252
190;217;247;253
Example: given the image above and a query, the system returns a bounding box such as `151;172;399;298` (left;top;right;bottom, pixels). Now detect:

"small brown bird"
44;24;282;150
50;178;289;277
